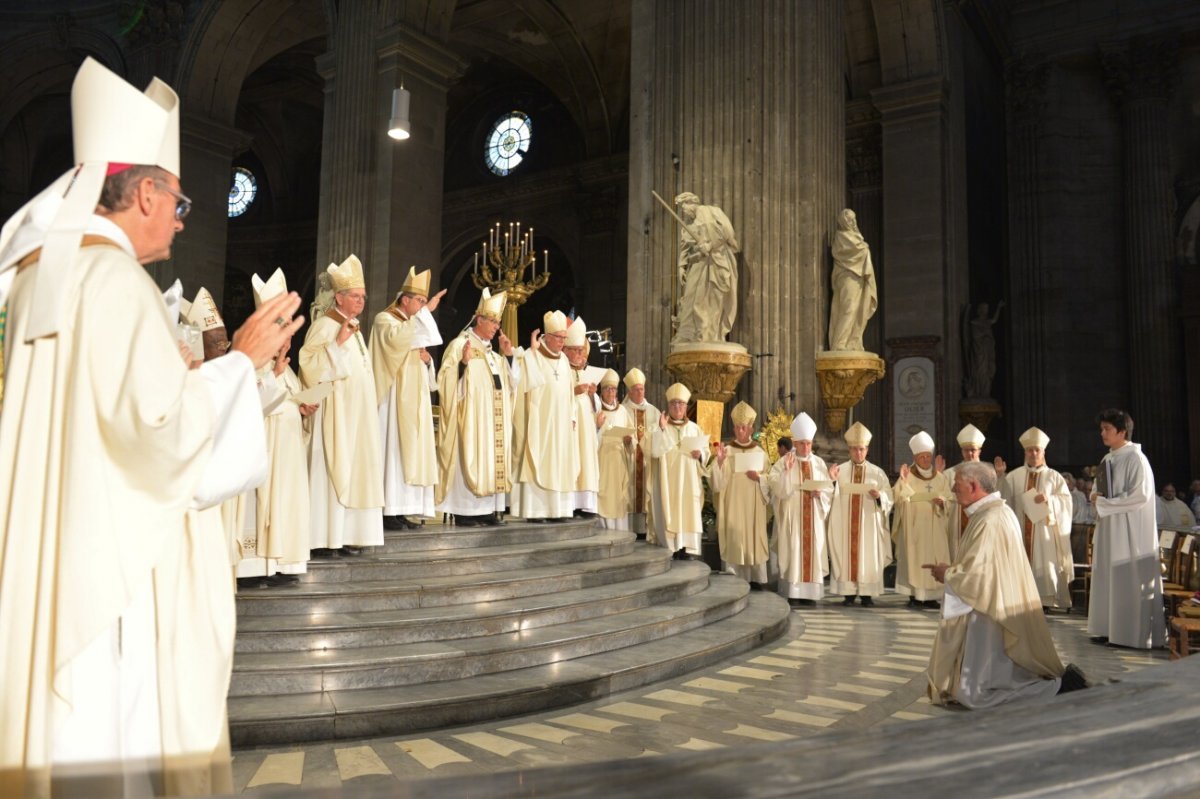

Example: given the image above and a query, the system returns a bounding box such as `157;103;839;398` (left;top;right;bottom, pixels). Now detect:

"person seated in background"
1156;482;1196;528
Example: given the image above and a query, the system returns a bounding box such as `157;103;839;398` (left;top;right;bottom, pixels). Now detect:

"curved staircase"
228;519;790;746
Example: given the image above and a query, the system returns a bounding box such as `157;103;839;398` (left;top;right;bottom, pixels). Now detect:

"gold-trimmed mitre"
665;383;691;404
401;265;431;298
327;254;365;292
844;422;872;447
730;401;756;427
475;287;506;322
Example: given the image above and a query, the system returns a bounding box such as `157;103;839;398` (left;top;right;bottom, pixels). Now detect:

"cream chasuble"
1001;466;1074;609
621;398;661;536
597;402;635;528
510;345;579;519
1088;442;1165;649
892;467;952;601
768;454;834;600
237;364;310;574
928;495;1064;708
710;442;770;582
0;237;264;797
648;420;706;555
571;366;604;513
435;329;516;515
300;311;384;510
829;460;894;597
369;306;437;517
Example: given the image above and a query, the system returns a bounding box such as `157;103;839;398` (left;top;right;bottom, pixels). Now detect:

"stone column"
1102;38;1184;480
165;112;251;304
1005;56;1049;438
872;76;965;456
374;26;464;297
846;99;884;435
627;0;845;416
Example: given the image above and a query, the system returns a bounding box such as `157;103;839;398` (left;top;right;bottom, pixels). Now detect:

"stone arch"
869;0;947;85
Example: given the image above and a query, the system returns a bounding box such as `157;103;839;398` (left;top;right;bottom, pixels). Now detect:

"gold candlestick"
471;222;550;343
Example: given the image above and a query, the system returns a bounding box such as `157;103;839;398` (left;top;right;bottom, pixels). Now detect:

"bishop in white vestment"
710;402;770;584
828;423;893;605
768;412;835;605
510;311;580;521
435;289;517;524
892;431;952;607
621;368;660;538
997;427;1074;610
0;57;303;797
596;369;636;530
300;255;385;552
563;316;605;516
1088;409;1166;649
369;266;446;528
648;383;707;556
943;423;985;561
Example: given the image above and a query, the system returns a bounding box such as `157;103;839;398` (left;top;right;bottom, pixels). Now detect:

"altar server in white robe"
710;402;770;585
300;254;385;553
1088;408;1166;649
926;462;1071;708
236;269;316;587
621;368;660;537
996;427;1074;610
829;422;893;606
563;316;605;516
768;412;835;606
511;311;580;521
893;431;952;608
369;266;446;529
649;383;708;557
942;423;985;560
435;289;517;525
0;57;303;797
596;369;636;530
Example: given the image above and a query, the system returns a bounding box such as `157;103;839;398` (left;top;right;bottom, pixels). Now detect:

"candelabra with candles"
471;221;550;343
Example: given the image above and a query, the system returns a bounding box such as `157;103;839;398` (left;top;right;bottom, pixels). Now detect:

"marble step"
228;575;751;697
299;529;635;583
228;589;791;745
235;547;672;617
234;561;713;653
376;518;600;553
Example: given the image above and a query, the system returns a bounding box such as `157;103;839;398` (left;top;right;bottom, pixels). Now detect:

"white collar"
87;214;137;259
965;491;1002;516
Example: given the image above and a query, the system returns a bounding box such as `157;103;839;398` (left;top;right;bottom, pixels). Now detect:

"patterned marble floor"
230;591;1167;793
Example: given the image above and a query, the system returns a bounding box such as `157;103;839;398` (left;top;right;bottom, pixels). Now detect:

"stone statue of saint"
827;208;878;351
671;192;740;345
963;301;1005;398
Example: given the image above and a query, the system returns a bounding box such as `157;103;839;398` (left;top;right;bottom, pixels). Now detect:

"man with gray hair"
925;461;1085;708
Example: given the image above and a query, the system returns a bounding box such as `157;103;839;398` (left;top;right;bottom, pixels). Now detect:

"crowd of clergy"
0;57;1170;796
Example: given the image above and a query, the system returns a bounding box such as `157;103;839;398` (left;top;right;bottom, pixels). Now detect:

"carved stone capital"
847;134;882;191
665;345;752;404
1005;56;1049;123
814;352;886;434
958;398;1003;434
1101;37;1179;107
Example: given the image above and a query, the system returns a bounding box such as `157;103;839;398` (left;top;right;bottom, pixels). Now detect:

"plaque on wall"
892;356;936;471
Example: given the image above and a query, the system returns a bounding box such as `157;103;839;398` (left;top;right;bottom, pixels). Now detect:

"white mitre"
0;56;181;340
565;315;587;347
185;287;224;332
909;431;935;455
543;310;568;335
623;367;646;388
956;424;985;448
790;412;817;442
1019;427;1050;449
252;268;288;308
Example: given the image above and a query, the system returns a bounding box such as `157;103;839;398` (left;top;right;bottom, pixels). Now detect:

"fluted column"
627;0;845;415
847;100;883;435
1103;38;1183;480
1005;56;1049;436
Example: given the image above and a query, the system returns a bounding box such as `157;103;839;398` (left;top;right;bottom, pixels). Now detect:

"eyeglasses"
155;181;192;220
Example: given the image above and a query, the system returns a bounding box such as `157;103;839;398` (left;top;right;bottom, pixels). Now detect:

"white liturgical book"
733;450;765;473
843;482;876;495
603;426;635;440
1022;488;1050;524
681;435;709;454
290;383;334;405
800;480;834;491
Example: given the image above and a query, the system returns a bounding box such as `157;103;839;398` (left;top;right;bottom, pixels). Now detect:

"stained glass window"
484;112;532;177
228;167;258;218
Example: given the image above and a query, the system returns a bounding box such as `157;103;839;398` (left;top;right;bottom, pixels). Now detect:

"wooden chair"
1169;616;1200;659
1069;523;1094;611
1164;534;1197;618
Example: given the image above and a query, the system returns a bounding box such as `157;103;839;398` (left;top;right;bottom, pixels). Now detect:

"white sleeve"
942;583;973;620
190;352;268;509
323;341;351;382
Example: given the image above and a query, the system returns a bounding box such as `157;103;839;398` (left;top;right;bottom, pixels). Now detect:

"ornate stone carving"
959;398;1003;434
847;134;881;191
1005;56;1049;123
1101;37;1179;106
814;352;885;434
665;344;752;404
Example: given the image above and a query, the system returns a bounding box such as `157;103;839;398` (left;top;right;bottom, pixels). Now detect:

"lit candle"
474;251;478;275
544;249;549;275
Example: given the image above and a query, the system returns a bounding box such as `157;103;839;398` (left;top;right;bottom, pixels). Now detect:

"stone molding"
1100;36;1179;107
